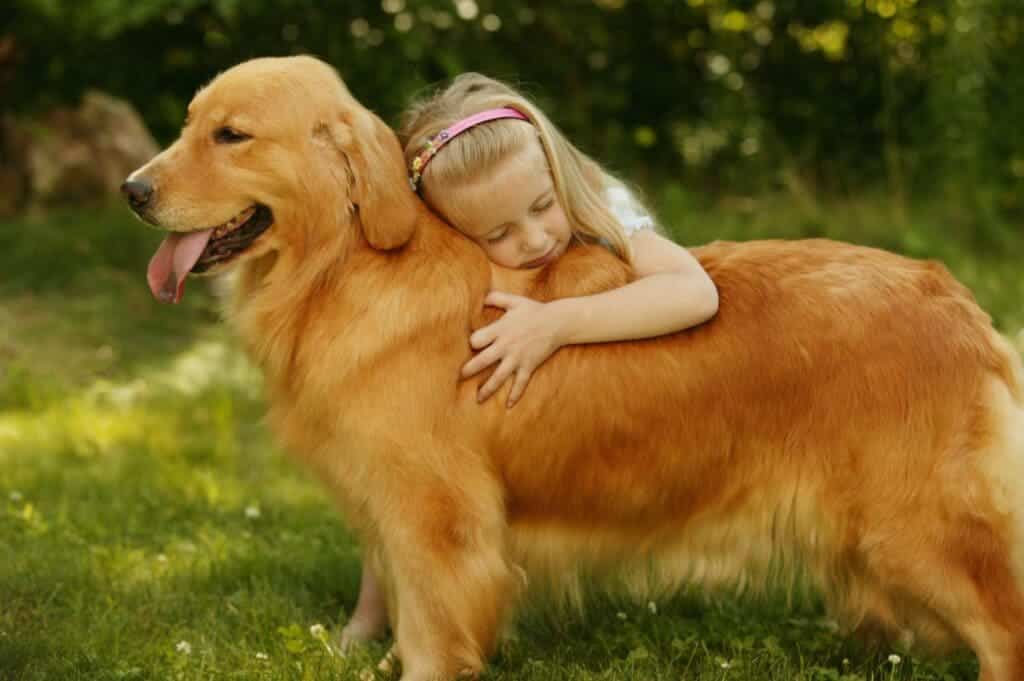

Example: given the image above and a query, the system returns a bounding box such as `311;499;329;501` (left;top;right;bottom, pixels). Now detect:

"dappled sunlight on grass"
0;336;262;464
150;338;263;398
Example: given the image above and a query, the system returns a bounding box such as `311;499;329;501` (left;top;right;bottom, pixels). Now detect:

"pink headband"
408;107;530;191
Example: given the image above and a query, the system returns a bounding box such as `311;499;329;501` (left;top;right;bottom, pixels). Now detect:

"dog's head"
124;55;418;303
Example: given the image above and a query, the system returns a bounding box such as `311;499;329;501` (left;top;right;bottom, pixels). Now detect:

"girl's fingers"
469;324;498;350
478;358;515;403
484;291;523;309
506;367;534;408
462;345;501;378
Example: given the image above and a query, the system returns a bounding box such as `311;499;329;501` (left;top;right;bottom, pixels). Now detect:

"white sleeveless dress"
605;184;655;236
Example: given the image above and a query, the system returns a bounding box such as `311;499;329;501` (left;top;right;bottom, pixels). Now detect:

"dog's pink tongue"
146;229;214;303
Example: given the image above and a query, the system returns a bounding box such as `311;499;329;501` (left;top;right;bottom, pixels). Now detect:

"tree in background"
3;0;1022;228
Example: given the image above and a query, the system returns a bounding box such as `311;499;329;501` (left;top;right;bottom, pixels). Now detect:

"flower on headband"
407;107;530;192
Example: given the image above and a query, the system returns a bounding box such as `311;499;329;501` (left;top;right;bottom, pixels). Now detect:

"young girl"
339;73;719;649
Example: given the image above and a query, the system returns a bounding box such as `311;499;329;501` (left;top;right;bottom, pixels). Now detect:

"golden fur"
127;56;1024;681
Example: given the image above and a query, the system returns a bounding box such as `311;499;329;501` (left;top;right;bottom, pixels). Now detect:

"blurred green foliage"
3;0;1023;227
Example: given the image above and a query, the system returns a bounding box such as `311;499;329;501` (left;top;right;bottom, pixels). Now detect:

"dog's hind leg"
945;520;1024;681
861;515;1024;681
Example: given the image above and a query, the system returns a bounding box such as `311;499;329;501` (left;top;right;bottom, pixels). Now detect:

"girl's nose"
522;223;548;252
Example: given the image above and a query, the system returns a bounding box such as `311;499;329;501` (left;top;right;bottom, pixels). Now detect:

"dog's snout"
121;179;154;212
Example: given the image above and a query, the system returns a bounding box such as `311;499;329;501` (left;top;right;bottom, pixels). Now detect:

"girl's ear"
315;110;420;250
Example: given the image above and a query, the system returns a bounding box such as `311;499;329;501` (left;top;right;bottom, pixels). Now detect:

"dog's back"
493;238;1024;669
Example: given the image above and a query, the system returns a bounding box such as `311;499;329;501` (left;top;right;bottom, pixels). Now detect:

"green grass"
2;195;1020;680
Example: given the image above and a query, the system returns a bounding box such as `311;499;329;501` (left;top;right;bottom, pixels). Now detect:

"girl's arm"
464;230;719;406
549;229;718;344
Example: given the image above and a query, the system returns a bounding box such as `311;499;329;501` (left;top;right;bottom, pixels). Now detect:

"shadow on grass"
0;204;231;401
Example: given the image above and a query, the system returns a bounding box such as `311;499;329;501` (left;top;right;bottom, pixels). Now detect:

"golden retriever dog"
123;56;1024;681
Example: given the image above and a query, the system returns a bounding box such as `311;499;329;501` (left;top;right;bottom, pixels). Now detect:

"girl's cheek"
487;244;513;267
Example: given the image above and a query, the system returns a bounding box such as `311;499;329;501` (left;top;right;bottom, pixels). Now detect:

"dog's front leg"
375;472;517;680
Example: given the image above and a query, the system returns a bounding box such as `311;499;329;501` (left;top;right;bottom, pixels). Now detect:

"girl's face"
434;138;572;269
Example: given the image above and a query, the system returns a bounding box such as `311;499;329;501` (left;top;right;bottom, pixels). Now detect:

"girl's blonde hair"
400;73;649;264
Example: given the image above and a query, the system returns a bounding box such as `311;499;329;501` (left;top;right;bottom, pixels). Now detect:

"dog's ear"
317;111;419;251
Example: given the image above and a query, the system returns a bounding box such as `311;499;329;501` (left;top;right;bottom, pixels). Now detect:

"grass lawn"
2;194;1020;680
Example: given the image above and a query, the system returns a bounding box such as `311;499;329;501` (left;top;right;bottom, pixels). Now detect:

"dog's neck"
226;208;491;393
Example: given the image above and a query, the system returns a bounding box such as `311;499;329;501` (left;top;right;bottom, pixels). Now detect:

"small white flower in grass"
647;601;657;614
156;554;168;563
245;504;261;519
720;660;732;669
309;623;335;657
255;652;268;660
616;611;627;620
175;640;192;655
888;653;901;665
842;658;850;666
9;491;22;502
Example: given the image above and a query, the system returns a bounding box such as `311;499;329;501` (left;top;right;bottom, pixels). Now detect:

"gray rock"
1;91;159;214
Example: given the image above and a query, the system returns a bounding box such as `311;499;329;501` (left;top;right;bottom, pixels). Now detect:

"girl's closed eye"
486;229;508;243
531;197;554;215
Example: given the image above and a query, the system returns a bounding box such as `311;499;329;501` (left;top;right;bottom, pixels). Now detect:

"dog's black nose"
121;179;153;211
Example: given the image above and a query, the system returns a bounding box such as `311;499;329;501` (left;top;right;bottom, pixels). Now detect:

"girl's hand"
463;291;565;407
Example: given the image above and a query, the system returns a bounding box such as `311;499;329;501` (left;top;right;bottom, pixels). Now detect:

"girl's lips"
522;244;563;269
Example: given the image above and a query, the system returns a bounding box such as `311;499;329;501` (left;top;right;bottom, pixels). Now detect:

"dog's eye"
213;127;251;144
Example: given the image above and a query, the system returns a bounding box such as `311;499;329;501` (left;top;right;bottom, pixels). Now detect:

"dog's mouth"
147;204;274;304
